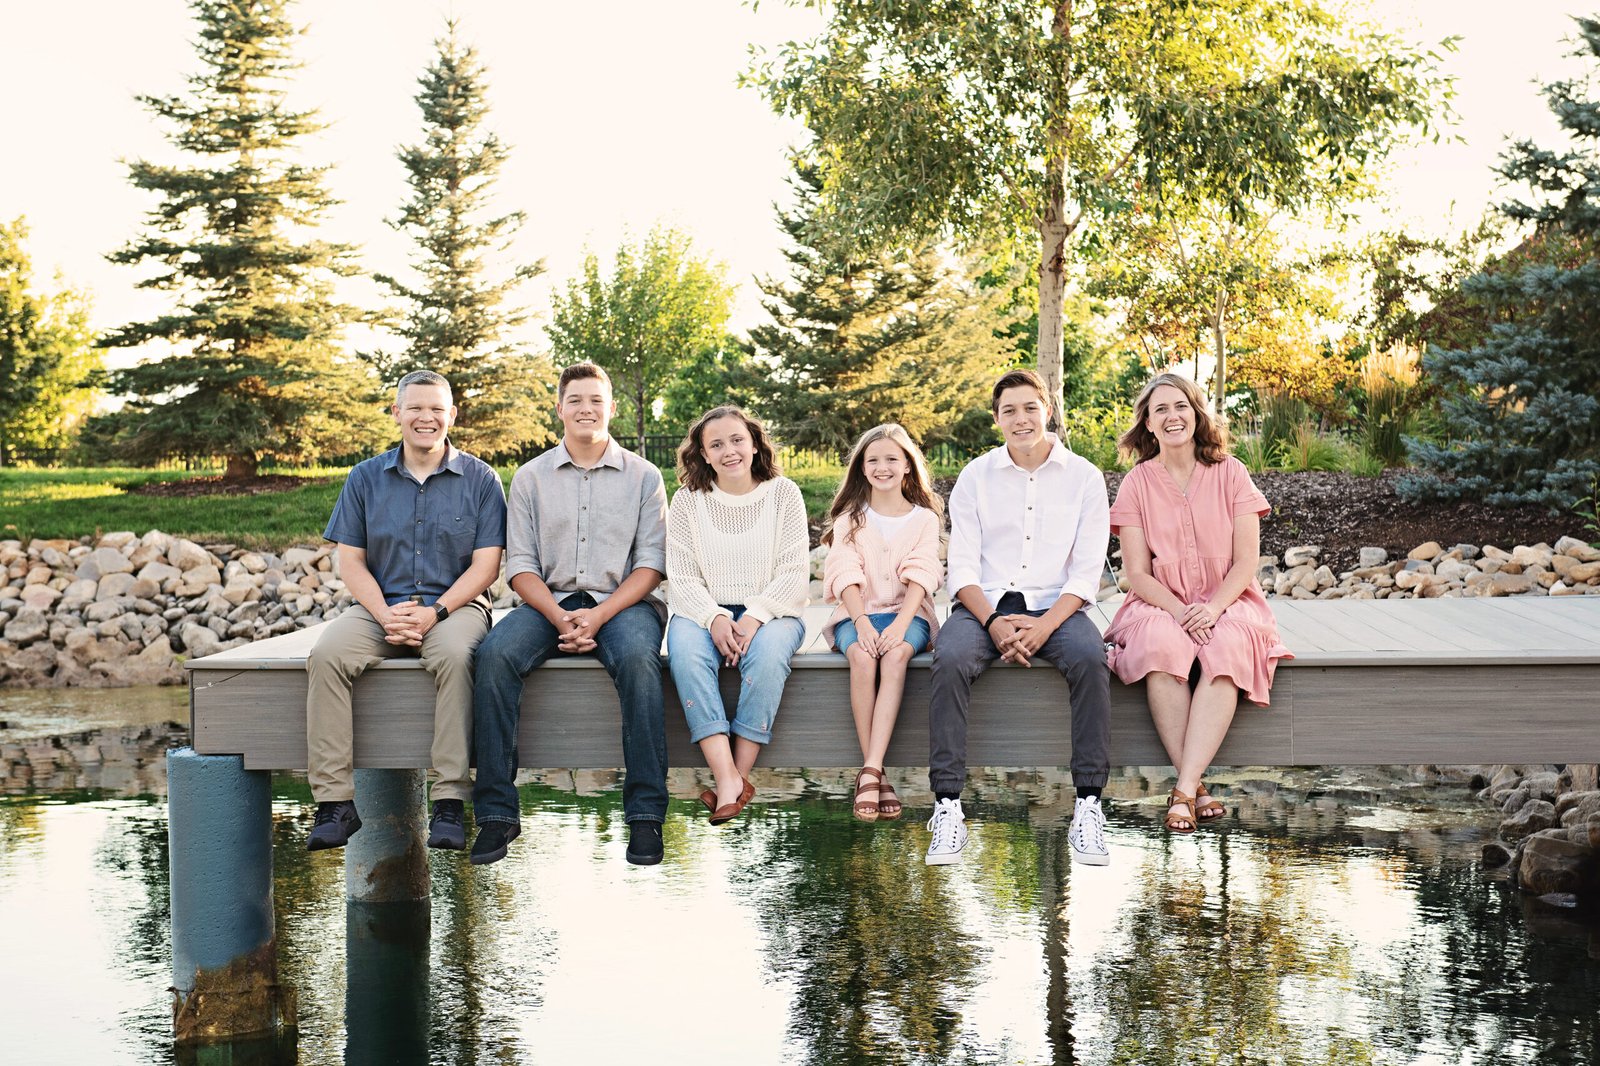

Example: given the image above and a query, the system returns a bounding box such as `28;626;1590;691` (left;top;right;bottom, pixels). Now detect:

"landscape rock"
3;607;50;646
1283;545;1321;567
1517;830;1600;897
168;538;211;571
1502;799;1558;841
1357;547;1388;568
1407;541;1443;561
20;585;61;610
177;622;224;661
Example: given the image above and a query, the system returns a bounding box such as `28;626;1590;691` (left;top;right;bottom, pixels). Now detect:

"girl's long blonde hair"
822;423;943;546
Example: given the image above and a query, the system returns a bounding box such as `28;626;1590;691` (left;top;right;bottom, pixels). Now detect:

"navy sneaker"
469;822;520;866
427;799;466;850
626;821;664;866
307;800;361;851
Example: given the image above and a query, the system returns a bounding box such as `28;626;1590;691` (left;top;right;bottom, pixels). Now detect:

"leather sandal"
710;777;755;826
877;776;903;821
1165;788;1197;834
1194;783;1226;822
853;767;883;823
698;788;717;813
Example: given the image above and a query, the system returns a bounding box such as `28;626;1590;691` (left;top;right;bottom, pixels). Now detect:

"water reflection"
0;696;1597;1064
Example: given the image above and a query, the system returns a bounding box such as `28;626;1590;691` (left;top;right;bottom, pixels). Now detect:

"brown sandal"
853;767;883;822
709;777;755;826
877;776;903;821
1194;783;1227;822
1165;789;1196;834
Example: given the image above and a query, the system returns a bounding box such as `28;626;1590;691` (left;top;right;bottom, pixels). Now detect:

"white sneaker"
925;797;968;866
1069;795;1109;866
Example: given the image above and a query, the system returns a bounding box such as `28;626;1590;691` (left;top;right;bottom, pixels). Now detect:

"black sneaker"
307;800;361;851
469;822;521;866
625;821;664;866
427;799;466;850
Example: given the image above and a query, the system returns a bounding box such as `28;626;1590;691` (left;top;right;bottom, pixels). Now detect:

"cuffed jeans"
471;594;667;826
928;592;1111;795
667;608;806;745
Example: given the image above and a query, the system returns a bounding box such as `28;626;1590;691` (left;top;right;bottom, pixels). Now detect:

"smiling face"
994;384;1049;450
699;414;756;489
557;374;615;445
1144;383;1195;452
862;437;909;498
392;382;456;454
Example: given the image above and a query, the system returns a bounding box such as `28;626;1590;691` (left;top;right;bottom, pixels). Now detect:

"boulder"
1311;565;1335;589
97;572;137;600
1488;572;1535;596
1523;771;1561;801
1555;535;1600;562
1517;830;1600;897
168;538;211;571
128;577;161;600
281;547;318;572
19;584;60;611
1450;543;1480;560
1568;560;1600;584
238;552;268;574
1357;547;1388;568
90;656;183;687
74;555;103;583
84;598;134;624
1283;545;1321;567
1502;799;1558;841
175;564;223;597
3;642;58;685
3;607;50;646
1435;558;1476;583
139;529;174;554
137;561;182;585
88;546;134;576
98;531;138;550
1482;841;1514;868
1408;541;1443;561
127;543;166;570
177;622;225;660
1502;787;1531;815
1510;544;1553;568
1557;791;1600;825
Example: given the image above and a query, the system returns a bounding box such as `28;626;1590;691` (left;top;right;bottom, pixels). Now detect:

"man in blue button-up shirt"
305;370;508;852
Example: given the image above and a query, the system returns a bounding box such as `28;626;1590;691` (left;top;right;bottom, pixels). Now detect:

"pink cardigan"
821;506;943;649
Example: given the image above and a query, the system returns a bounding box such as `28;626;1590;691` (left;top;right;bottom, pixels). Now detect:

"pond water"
1;686;1597;1065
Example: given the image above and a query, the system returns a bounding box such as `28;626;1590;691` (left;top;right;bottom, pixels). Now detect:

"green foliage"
745;162;1016;454
1356;345;1422;468
374;21;554;461
1404;17;1600;508
0;219;101;465
1257;392;1314;456
1234;435;1275;474
547;224;735;447
749;0;1451;415
1355;214;1507;351
658;340;755;437
96;0;389;477
1271;423;1349;473
1062;403;1132;471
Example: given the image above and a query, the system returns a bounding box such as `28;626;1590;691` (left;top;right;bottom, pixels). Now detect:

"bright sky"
0;0;1590;364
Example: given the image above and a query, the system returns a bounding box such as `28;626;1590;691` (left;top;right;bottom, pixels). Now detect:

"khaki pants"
305;603;490;804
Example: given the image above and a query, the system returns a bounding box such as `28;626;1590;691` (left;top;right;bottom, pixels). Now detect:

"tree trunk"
635;381;647;453
224;453;258;480
1210;287;1229;410
1037;213;1071;432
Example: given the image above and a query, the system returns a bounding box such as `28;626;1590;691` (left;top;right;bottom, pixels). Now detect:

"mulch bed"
125;475;333;498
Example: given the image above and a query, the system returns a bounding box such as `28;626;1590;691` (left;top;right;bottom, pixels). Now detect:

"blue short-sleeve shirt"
323;444;508;606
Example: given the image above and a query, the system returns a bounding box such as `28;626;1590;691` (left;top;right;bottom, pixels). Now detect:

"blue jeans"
471;594;667;826
667;608;805;745
834;612;931;656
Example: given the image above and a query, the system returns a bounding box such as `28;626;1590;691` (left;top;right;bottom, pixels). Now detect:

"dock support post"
167;747;296;1046
346;768;431;903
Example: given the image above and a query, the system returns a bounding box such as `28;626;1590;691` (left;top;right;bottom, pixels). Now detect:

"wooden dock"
184;598;1600;769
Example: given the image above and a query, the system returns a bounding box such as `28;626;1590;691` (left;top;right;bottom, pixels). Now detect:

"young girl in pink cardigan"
822;424;944;822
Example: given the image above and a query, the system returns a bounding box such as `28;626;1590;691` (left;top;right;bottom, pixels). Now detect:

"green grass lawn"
2;462;854;550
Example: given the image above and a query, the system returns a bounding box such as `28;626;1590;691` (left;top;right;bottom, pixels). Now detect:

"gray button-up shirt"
324;444;508;606
505;438;668;621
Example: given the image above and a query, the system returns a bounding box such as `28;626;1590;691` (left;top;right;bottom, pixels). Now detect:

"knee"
846;646;875;670
885;643;915;666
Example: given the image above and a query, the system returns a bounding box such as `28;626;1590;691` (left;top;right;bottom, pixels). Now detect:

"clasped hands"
709;614;763;666
989;615;1053;667
1173;601;1219;645
555;606;607;653
380;601;438;646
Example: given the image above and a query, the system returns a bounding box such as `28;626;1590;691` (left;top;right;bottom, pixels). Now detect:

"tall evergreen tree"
0;218;100;466
98;0;388;478
1404;17;1600;509
376;21;554;459
747;165;1014;454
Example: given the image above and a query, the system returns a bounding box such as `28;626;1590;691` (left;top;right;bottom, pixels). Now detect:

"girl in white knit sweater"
666;405;810;824
821;424;944;821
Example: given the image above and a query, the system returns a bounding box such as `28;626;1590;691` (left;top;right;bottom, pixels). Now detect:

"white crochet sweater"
666;477;811;628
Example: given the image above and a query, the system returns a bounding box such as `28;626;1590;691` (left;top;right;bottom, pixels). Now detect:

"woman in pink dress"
1104;373;1291;834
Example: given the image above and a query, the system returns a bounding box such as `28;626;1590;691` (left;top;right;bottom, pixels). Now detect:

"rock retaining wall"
1476;764;1600;907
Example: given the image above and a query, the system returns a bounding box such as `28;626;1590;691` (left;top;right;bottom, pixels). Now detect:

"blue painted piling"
167;747;296;1045
346;900;431;1065
346;769;430;904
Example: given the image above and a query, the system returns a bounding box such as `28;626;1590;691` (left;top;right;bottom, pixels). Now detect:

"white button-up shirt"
945;435;1110;612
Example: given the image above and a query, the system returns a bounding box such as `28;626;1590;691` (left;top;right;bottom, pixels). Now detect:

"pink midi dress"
1103;456;1291;705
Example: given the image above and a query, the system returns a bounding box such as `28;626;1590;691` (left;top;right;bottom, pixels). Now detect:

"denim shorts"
835;612;931;655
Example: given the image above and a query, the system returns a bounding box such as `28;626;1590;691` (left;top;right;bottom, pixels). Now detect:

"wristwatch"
433;603;450;623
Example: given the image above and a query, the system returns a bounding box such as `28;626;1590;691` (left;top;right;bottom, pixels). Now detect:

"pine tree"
1403;17;1600;509
99;0;388;478
376;21;554;459
747;165;1014;455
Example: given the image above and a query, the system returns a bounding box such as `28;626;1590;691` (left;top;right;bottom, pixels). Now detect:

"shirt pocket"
438;514;478;569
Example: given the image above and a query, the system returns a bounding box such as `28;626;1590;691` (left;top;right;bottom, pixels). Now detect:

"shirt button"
415;550;421;555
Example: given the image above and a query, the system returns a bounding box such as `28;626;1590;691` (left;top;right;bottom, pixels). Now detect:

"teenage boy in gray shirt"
469;362;671;866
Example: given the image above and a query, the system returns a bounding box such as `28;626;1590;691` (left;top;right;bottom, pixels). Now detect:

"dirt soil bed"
125;474;332;498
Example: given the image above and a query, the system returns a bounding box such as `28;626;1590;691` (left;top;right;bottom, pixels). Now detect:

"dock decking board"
186;598;1600;769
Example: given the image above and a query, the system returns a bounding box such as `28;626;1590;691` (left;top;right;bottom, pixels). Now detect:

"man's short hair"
991;368;1050;415
558;362;612;400
395;369;451;405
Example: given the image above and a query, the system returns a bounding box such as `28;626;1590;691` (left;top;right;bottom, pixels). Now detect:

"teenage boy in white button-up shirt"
924;369;1113;867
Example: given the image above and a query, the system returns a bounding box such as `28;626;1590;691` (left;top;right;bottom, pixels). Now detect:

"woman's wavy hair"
822;423;944;546
675;405;780;492
1118;372;1230;464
